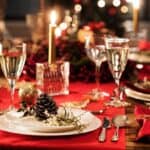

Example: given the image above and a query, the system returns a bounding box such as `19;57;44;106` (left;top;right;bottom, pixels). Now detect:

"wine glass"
85;35;109;100
0;42;26;111
105;37;129;107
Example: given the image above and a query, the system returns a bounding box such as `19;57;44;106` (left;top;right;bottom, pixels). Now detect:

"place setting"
0;33;130;140
0;0;150;149
0;102;102;136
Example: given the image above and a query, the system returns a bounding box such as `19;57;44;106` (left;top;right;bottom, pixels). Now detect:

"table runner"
0;82;125;150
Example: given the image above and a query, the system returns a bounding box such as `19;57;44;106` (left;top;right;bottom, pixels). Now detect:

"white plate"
125;88;150;102
128;51;150;63
0;108;101;136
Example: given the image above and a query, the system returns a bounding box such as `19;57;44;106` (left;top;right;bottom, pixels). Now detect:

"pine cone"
35;94;58;120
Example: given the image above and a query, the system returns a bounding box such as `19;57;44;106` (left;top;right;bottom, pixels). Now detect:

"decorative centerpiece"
18;93;58;120
17;93;86;131
35;10;70;96
21;20;137;83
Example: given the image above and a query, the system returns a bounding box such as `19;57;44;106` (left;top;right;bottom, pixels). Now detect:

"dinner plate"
125;88;150;102
128;51;150;64
126;81;150;94
0;108;102;136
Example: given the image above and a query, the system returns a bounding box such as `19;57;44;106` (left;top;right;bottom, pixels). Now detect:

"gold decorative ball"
77;26;94;43
19;85;38;105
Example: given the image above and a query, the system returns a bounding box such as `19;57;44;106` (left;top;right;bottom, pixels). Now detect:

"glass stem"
8;79;16;110
95;63;101;90
115;78;121;101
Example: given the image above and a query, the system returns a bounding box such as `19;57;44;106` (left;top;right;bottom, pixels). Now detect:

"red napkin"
134;105;150;142
139;40;150;50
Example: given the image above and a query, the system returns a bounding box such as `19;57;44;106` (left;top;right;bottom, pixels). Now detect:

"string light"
59;22;67;30
74;4;82;13
126;0;132;3
120;5;128;14
97;0;106;8
112;0;121;7
55;27;62;38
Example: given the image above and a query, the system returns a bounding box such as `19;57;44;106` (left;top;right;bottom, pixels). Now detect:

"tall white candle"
48;10;57;64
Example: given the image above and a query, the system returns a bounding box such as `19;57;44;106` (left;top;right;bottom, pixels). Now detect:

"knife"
91;108;106;115
98;117;110;142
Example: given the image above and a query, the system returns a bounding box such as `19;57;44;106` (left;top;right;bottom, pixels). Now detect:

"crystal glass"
85;35;109;100
0;42;26;110
105;37;129;107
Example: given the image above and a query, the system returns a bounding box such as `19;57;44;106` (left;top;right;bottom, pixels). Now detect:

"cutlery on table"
98;117;111;142
91;108;106;115
111;115;128;142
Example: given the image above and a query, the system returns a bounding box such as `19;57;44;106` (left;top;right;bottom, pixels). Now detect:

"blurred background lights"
97;0;106;8
112;0;121;7
59;22;67;30
65;16;72;23
136;64;144;69
55;27;62;38
121;5;128;14
126;0;132;3
74;4;82;13
132;0;140;9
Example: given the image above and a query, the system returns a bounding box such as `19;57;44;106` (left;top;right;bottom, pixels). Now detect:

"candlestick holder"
36;61;70;96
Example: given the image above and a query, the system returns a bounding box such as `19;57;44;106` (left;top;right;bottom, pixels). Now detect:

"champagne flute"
85;35;109;100
105;37;129;107
0;42;26;111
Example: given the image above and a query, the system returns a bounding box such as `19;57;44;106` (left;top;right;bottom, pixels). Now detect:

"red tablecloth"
0;82;125;150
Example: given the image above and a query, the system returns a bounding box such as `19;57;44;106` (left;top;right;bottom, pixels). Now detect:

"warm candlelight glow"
50;10;57;25
132;0;140;9
55;27;62;38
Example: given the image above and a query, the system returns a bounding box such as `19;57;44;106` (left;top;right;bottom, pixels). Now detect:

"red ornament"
108;7;117;16
88;21;105;31
73;0;81;4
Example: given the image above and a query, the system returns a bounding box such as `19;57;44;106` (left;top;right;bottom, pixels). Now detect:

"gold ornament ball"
19;85;38;105
77;26;94;43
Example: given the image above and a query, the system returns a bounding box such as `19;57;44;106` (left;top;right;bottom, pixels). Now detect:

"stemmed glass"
105;37;129;107
0;42;26;111
85;35;109;100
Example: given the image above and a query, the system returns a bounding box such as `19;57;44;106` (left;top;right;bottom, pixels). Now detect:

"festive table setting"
0;0;150;150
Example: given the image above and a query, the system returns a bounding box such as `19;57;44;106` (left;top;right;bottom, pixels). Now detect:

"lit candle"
48;10;57;64
132;0;140;33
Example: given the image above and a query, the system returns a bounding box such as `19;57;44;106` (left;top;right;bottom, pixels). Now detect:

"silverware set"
98;115;128;142
99;117;111;142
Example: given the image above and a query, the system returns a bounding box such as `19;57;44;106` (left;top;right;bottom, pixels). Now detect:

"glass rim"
0;42;26;55
105;37;129;43
0;42;26;49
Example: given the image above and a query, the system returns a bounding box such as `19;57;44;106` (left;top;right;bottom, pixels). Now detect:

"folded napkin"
139;40;150;50
134;105;150;142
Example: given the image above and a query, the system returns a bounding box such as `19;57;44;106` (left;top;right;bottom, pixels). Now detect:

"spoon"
99;117;111;142
111;115;128;142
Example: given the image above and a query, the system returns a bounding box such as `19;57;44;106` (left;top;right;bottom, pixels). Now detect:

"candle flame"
132;0;140;9
50;10;57;25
